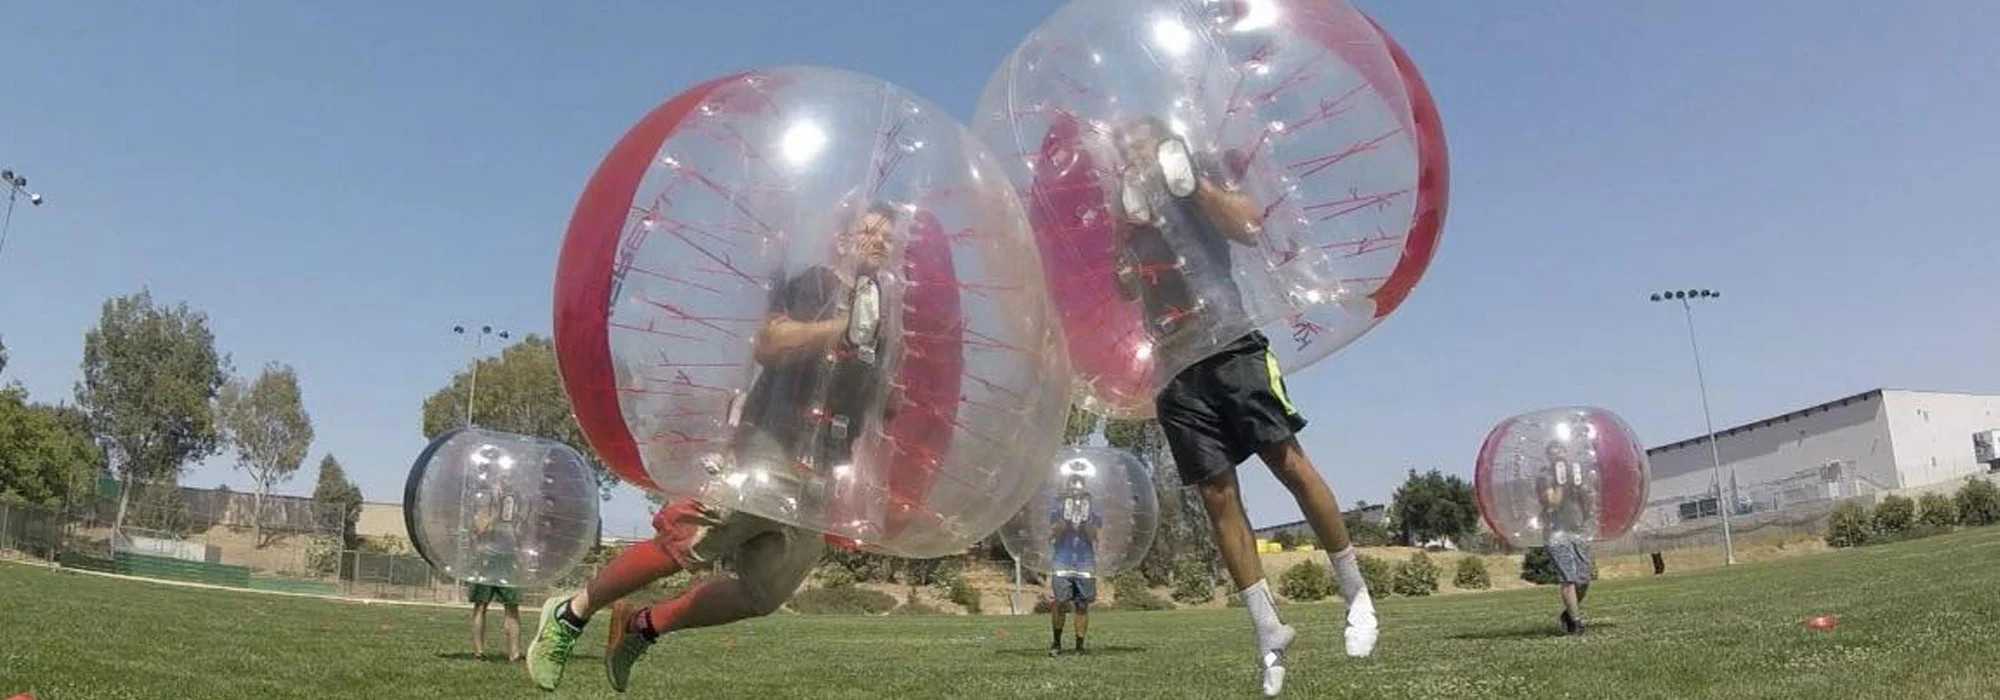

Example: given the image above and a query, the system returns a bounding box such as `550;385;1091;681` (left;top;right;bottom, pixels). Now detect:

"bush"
1825;500;1871;548
1391;552;1441;597
1520;547;1559;585
1918;492;1959;529
1873;494;1916;535
304;535;341;577
1359;553;1393;597
1278;561;1336;602
1170;555;1216;605
790;586;897;615
1452;555;1491;590
818;566;857;590
1111;570;1173;611
1957;478;2000;526
891;602;944;615
946;575;982;614
1344;519;1397;548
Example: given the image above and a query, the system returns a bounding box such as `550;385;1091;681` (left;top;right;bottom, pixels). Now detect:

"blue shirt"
1049;492;1102;576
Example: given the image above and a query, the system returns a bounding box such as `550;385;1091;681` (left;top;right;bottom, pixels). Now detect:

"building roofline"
1649;389;1883;455
1644;387;2000;455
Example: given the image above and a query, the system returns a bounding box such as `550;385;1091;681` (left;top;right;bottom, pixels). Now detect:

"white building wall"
1883;391;2000;487
1642;391;1897;526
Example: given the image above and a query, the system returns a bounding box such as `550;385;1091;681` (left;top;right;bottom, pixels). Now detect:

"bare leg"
470;602;488;658
1260;438;1350;551
1197;468;1292;697
503;604;521;660
1050;596;1066;652
570;541;684;620
1074;606;1089;646
1197;469;1265;589
1560;583;1581;631
1261;436;1377;658
645;579;781;633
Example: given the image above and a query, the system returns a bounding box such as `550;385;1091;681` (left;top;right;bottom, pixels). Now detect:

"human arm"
1156;138;1262;247
752;269;849;366
752;314;847;366
1194;180;1264;247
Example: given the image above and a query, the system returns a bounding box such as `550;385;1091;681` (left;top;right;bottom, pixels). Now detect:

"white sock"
1238;580;1286;645
1328;546;1368;602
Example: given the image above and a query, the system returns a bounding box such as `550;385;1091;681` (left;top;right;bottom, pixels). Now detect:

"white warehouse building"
1640;389;2000;528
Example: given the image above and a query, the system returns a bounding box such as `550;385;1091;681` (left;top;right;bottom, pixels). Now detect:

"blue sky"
5;0;1999;538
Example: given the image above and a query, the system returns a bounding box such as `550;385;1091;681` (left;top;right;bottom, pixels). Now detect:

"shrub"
304;535;341;577
1170;555;1215;604
1918;492;1959;529
818;566;857;590
1452;555;1491;590
1957;478;2000;527
1520;547;1559;584
1111;570;1173;611
946;575;982;614
1345;519;1397;548
1825;500;1871;548
1278;561;1336;602
1391;552;1441;597
891;602;944;615
790;586;897;615
1873;494;1916;535
1359;553;1393;597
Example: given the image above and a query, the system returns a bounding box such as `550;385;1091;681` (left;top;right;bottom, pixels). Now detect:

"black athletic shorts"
1156;331;1307;486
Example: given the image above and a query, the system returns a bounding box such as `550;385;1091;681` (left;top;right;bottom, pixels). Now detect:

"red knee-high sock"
642;580;760;636
582;542;682;617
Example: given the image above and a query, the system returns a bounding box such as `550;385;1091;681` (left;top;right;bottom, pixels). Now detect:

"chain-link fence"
0;476;618;606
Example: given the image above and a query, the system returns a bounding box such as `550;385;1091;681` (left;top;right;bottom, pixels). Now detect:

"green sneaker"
604;601;655;693
526;596;584;691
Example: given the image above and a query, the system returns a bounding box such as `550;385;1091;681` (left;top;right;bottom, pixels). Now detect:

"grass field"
5;528;1999;700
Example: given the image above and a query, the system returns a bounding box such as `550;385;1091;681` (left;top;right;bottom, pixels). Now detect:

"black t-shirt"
737;266;883;465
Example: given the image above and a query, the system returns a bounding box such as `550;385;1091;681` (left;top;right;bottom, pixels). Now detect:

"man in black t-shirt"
1111;118;1378;697
528;203;897;693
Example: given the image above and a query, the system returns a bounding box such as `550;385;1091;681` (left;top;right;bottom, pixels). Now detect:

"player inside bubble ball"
466;490;523;663
1111;117;1378;697
527;203;897;693
1539;440;1595;636
1047;471;1103;657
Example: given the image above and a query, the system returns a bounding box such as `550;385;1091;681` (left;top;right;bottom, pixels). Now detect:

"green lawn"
4;528;1999;699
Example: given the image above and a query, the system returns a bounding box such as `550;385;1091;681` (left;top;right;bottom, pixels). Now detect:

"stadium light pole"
1650;288;1736;566
0;168;47;270
453;324;511;427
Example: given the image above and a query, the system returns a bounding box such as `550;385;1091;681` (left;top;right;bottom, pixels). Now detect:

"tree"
1063;404;1101;445
1102;418;1217;588
1388;469;1478;547
420;334;607;497
312;454;364;548
0;389;104;507
218;363;314;547
74;290;229;537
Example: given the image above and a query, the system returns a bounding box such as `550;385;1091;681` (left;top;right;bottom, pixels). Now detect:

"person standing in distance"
1109;117;1377;697
526;203;897;693
466;496;523;663
1048;471;1103;656
1539;441;1595;635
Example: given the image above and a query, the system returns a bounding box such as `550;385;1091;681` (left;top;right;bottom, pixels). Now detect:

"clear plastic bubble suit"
403;427;602;588
975;0;1449;417
997;445;1160;577
1474;407;1651;548
553;67;1071;558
